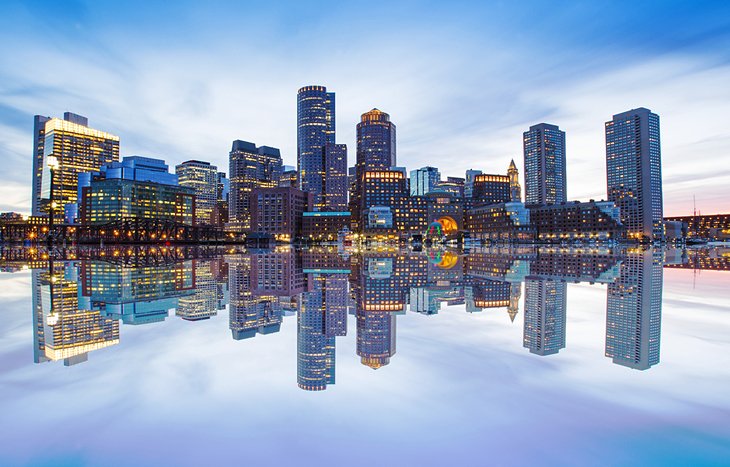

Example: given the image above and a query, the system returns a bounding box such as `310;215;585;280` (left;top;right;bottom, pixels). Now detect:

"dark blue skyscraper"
523;123;566;205
356;108;396;173
297;85;336;210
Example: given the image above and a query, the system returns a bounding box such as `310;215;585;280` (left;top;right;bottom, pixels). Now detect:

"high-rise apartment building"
605;107;663;241
410;166;441;196
176;160;218;225
33;112;119;219
297;85;336;210
228;140;282;232
523;123;566;205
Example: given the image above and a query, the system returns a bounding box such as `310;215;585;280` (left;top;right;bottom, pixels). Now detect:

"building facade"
606;108;663;242
176;160;218;225
34;113;120;220
297;85;336;210
249;186;313;241
228;140;283;232
523;123;566;205
410;166;441;196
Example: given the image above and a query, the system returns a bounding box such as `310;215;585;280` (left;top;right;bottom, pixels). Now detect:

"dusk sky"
1;0;728;216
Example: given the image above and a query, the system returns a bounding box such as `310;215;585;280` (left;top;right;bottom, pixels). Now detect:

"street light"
46;155;59;246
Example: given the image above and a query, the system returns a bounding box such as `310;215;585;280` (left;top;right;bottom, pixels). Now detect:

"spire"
507;308;518;322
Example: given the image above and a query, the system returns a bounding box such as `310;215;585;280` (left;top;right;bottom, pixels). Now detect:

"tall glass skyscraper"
605;107;663;241
323;143;348;211
297;85;337;210
34;112;120;220
410;166;441;196
523;123;566;205
228;140;282;232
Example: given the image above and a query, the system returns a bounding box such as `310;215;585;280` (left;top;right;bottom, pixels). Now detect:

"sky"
0;0;728;216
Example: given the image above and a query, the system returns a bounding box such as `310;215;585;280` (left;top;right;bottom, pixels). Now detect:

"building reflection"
33;261;119;366
605;249;662;370
19;245;666;375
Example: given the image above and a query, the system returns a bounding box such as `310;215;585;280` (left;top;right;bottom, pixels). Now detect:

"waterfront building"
297;86;336;210
352;169;408;234
663;213;730;241
465;202;532;242
523;279;567;356
176;160;218;225
605;108;663;242
523;123;566;205
606;249;662;369
410;166;441;196
528;200;625;242
78;156;195;225
472;174;510;207
33;112;119;220
251;250;308;297
301;211;351;242
249;186;313;241
228;140;283;232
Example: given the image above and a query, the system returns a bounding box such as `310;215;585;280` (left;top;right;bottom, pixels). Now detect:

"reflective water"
1;245;728;466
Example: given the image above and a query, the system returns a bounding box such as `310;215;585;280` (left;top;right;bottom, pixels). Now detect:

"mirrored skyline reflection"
1;245;729;464
17;246;671;377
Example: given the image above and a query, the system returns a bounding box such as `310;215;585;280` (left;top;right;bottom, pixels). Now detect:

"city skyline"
0;2;728;217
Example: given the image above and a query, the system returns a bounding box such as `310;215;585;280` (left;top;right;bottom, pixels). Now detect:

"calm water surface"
0;246;728;466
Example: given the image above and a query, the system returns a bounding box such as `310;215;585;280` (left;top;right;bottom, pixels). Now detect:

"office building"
301;211;351;242
33;112;120;220
528;200;625;242
78;156;195;225
297;85;336;210
606;108;663;241
410;166;441;196
523;123;566;205
323;143;348;211
228;140;283;232
472;174;510;206
249;186;313;241
176;160;218;225
464;169;483;199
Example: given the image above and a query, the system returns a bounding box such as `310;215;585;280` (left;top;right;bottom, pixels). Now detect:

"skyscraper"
297;85;336;210
33;112;120;219
176;160;218;225
356;108;396;172
605;107;663;241
228;140;283;232
523;123;566;205
410;166;441;196
351;109;397;229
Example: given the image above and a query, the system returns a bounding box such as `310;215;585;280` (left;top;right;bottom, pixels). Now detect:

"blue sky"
1;0;729;215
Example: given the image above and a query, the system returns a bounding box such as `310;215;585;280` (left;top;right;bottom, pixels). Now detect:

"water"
0;246;728;466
